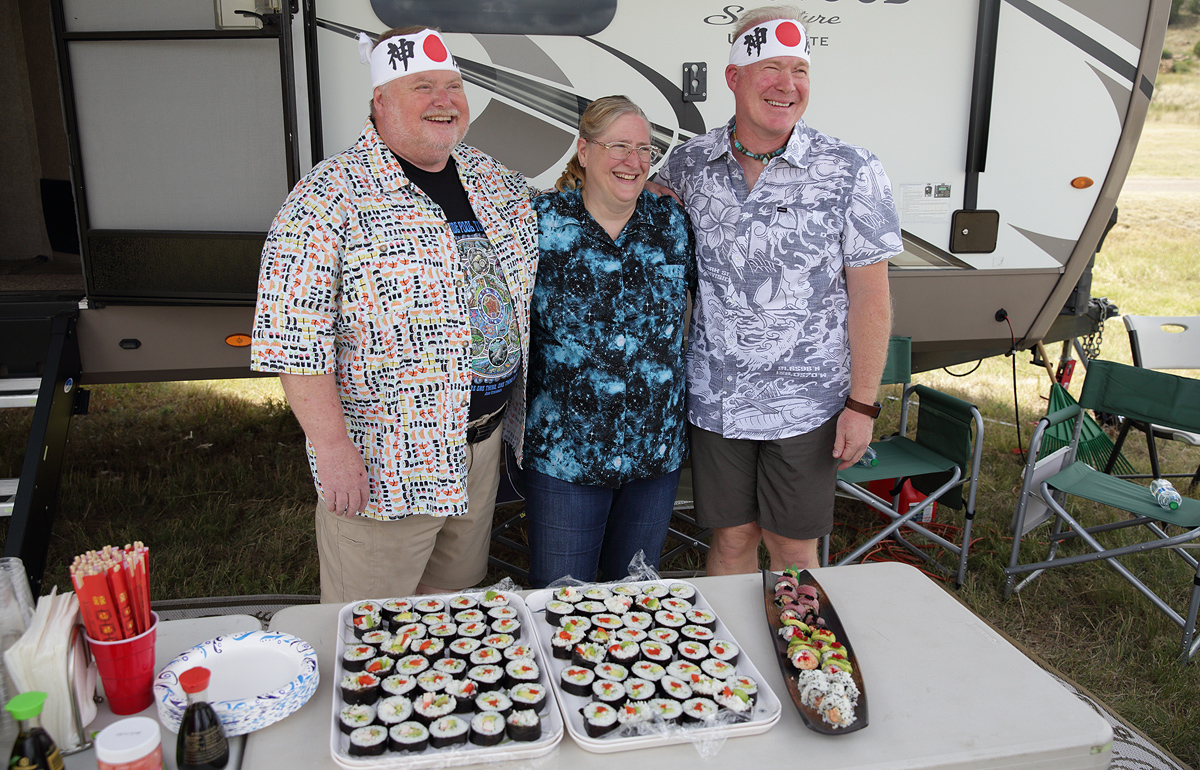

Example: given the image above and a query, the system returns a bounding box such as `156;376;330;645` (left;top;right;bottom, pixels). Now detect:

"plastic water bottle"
1150;478;1182;511
854;446;878;468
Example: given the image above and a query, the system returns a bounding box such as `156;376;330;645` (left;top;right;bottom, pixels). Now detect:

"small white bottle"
1150;478;1182;511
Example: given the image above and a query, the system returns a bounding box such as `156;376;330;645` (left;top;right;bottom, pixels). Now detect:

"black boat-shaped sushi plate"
761;569;868;735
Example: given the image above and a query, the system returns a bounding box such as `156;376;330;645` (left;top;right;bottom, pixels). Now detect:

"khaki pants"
315;427;504;602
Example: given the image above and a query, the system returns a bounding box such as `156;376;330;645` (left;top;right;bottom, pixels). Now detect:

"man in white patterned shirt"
654;6;901;575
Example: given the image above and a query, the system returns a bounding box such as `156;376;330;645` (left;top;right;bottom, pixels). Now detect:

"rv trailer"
0;0;1171;586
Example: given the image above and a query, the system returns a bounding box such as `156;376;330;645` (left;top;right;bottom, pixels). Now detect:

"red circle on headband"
423;34;448;62
775;21;802;48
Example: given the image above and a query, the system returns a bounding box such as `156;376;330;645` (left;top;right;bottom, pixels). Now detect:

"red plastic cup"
88;612;159;715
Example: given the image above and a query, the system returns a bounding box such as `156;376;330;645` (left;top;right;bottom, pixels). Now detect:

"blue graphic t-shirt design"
524;190;696;487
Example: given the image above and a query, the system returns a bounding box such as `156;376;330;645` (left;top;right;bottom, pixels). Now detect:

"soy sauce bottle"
176;667;229;770
5;691;64;770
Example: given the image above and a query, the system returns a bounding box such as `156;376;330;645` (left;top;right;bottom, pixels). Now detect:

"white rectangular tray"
329;591;564;770
526;579;781;753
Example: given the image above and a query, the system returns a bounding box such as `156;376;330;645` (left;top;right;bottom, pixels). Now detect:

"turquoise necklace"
731;126;785;165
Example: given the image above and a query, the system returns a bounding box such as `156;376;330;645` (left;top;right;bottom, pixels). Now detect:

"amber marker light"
1071;177;1094;189
225;334;252;347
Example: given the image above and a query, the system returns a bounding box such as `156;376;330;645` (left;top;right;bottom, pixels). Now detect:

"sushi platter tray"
761;569;868;734
329;590;564;769
526;578;782;754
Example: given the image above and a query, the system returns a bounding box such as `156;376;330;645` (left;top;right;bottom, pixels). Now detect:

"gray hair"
732;5;803;40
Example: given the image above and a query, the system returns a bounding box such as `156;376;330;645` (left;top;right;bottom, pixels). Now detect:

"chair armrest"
1044;404;1081;427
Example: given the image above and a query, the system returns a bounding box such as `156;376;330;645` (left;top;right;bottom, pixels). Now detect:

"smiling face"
578;112;653;215
373;69;470;171
726;55;810;150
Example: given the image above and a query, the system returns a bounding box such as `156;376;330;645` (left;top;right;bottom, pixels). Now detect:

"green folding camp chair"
828;337;985;587
1006;359;1200;662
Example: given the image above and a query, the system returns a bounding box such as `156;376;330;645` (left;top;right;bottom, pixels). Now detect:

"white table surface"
65;614;261;770
249;563;1112;770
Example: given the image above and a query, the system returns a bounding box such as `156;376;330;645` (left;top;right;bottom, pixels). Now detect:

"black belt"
467;404;507;444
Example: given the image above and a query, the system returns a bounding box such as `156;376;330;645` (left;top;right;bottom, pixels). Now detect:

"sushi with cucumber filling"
623;677;655;704
341;644;376;672
661;597;693;613
658;675;693;701
482;633;515;651
505;659;540;688
469;711;507;746
454;608;485;624
639;641;672;664
558;615;592;634
640;583;669;599
413;597;445;614
347;724;388;755
560;665;596;696
410;637;445;659
375;695;414;727
467;664;506;692
700;658;737;680
504;644;536;661
416;670;453;693
388;612;421;633
551;585;584;604
616;701;653;727
543;600;575;624
667;582;696;599
362;655;394;677
475;690;513;717
678;640;709;664
506;709;542;742
728;675;758;706
648;627;680;647
681;697;719;723
381;673;418;698
391;622;426;642
421;612;451;626
427;622;457;643
360;629;391;647
469;646;504;667
575;600;607;617
571;642;606;669
613;628;648;644
388;721;429;752
583;586;613;602
433;657;467;677
607;640;641;665
487;605;518;621
689;674;722;697
630;661;665;683
491;618;521;638
587;627;612;645
382;597;413;617
593;662;628;682
338;703;376;734
653;610;686;629
448;637;482;660
444;678;479;712
510;682;548;713
551;629;585;659
394;654;430;676
714;684;754;716
379;633;413;659
591;613;624;632
633;595;661;613
340;672;381;705
581;701;618;737
412;692;456;725
611;583;640;597
480;589;510;608
665;660;701;680
591;678;626;707
448;594;477;611
622;611;653;631
680;624;715;642
458;621;488;640
428;714;470;748
709;639;740;665
351;610;382;639
648;697;683;725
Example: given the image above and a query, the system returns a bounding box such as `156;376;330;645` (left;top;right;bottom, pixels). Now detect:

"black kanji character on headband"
387;38;415;71
743;26;767;59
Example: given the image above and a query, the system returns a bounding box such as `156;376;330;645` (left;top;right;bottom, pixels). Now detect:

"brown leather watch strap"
844;396;882;419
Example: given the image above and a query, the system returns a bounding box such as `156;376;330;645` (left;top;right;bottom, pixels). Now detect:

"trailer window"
367;0;617;36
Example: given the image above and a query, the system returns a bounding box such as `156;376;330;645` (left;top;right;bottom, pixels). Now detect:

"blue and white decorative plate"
154;630;319;736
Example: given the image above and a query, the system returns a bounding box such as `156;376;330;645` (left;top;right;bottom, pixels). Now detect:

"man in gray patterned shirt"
653;6;901;575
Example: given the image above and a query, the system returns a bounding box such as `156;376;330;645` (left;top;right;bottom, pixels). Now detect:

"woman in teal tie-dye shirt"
522;96;696;588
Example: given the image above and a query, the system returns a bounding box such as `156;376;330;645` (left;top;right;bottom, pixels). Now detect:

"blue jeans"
523;467;682;588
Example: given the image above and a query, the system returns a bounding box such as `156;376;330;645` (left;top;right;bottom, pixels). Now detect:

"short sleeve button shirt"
523;190;696;487
656;118;902;441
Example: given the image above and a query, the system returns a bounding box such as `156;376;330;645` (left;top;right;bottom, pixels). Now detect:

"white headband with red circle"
728;18;811;67
358;29;459;89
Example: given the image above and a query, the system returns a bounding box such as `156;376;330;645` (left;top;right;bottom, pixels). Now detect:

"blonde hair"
732;5;802;40
554;95;651;192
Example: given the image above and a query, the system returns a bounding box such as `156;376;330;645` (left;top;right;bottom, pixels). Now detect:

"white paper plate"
155;630;319;736
526;579;782;753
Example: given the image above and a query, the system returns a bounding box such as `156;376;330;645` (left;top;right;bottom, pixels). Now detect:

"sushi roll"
630;661;665;683
487;605;519;621
689;674;722;697
392;622;426;642
700;658;736;680
387;721;429;752
504;658;540;689
558;615;592;634
591;678;626;707
351;610;383;639
421;612;451;626
680;697;719;723
709;639;739;665
506;709;542;742
340;672;381;705
338;703;376;735
457;621;488;640
658;675;692;702
381;673;418;698
395;654;431;676
413;597;445;614
613;628;648;644
616;701;652;727
576;600;607;617
433;657;467;678
714;684;753;716
551;585;585;604
822;658;853;676
448;637;482;660
571;642;606;670
469;646;504;667
640;584;669;599
347;724;388;756
482;633;515;651
379;633;413;659
586;627;612;646
819;692;856;728
789;645;820;671
543;600;575;624
341;644;376;672
591;613;624;632
470;711;507;746
360;629;391;648
728;676;759;707
412;692;456;725
647;627;679;647
680;624;715;643
593;662;629;682
653;610;687;629
607;640;641;666
648;697;683;725
454;608;485;624
665;660;701;680
551;629;585;659
491;618;521;639
388;612;422;633
362;655;394;678
416;670;453;693
503;643;536;661
668;582;695;600
411;637;444;660
475;690;513;717
819;642;849;664
810;627;837;646
560;665;596;696
480;589;510;609
581;701;618;737
444;678;479;713
678;640;709;664
661;597;693;614
375;695;413;727
611;583;640;597
640;641;672;665
381;597;413;618
448;594;478;611
633;595;661;613
467;664;506;692
427;622;458;644
583;586;613;602
623;611;653;631
509;682;548;714
428;714;470;748
623;677;655;704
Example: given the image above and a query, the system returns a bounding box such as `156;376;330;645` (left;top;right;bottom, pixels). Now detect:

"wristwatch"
844;396;882;419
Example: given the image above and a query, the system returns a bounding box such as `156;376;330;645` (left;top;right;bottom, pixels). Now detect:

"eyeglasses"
588;140;662;164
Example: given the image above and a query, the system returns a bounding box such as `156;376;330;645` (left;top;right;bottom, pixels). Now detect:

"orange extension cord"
828;518;984;582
